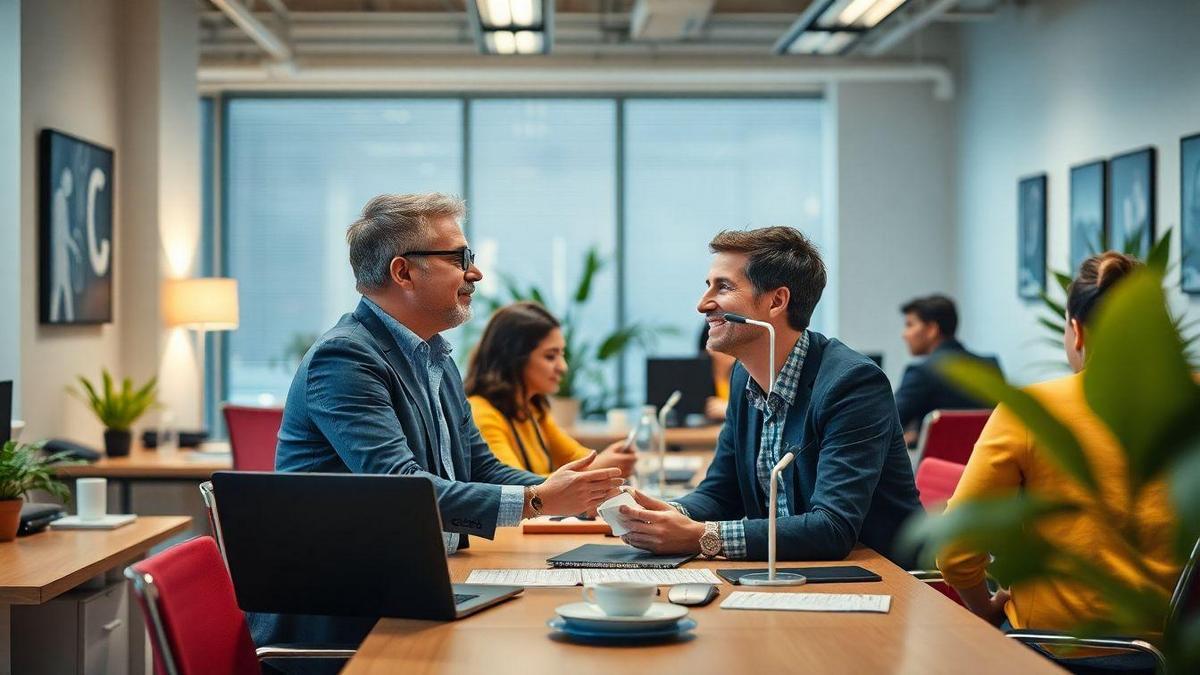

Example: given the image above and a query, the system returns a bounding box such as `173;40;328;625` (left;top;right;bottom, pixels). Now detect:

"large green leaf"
938;356;1100;493
573;247;603;303
1083;269;1200;489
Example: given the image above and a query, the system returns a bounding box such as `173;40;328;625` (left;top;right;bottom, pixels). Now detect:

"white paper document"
465;569;582;587
596;491;639;536
580;568;723;585
465;568;723;587
721;591;892;613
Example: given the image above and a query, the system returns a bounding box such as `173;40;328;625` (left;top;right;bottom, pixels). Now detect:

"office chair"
126;536;355;675
222;404;283;472
1005;537;1200;674
914;457;968;512
914;409;992;465
198;480;228;568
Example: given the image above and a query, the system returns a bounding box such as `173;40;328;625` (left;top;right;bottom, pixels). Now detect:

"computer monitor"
645;357;715;426
0;380;12;446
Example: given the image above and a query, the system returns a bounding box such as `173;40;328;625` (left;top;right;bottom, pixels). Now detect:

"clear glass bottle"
632;405;664;496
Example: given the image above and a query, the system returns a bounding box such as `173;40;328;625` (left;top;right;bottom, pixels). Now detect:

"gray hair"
346;193;466;292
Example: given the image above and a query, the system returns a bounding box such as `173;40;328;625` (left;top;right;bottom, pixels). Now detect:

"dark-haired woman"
937;252;1179;662
465;302;636;477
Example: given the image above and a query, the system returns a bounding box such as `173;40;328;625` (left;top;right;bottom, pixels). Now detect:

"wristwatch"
699;521;723;558
526;486;544;518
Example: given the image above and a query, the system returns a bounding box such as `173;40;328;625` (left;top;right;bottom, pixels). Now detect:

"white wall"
0;0;19;409
832;79;958;385
954;0;1200;383
18;0;201;442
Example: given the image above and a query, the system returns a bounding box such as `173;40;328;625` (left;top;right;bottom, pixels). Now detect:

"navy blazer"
677;331;922;567
894;339;1001;430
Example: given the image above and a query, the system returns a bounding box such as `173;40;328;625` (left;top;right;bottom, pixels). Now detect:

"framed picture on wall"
1182;133;1200;294
1069;160;1107;275
1018;173;1047;300
39;129;114;325
1108;146;1156;259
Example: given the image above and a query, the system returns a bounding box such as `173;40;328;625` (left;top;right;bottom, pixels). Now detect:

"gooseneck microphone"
721;313;776;396
740;451;807;586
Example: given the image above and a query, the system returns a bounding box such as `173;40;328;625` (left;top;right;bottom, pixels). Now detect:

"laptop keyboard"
454;593;479;605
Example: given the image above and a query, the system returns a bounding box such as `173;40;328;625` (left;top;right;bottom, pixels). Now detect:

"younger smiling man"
618;227;922;565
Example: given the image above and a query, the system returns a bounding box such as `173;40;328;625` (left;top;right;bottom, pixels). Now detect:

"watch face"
700;531;721;557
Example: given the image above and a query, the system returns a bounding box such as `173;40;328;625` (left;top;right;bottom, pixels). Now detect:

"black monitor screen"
645;358;715;426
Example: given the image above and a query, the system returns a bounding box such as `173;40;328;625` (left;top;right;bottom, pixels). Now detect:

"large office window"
212;96;825;416
622;100;826;405
469;99;618;404
224;98;463;405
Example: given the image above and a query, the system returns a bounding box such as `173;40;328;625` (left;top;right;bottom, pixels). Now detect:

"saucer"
555;602;689;631
548;617;697;644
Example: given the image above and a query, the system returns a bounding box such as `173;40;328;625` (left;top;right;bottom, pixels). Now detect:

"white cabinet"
12;580;129;675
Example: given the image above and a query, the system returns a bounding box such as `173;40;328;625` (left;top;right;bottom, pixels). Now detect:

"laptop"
645;357;715;426
210;472;523;621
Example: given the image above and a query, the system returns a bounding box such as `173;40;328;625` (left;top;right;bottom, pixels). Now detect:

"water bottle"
632;405;664;497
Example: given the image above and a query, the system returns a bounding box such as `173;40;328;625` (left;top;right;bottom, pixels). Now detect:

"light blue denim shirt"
362;298;526;552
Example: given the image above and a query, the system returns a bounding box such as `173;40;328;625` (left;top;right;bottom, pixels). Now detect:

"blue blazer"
252;300;543;654
677;331;922;567
894;339;1001;430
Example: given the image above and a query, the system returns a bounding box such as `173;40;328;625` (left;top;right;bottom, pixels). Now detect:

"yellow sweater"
468;395;591;476
937;372;1179;634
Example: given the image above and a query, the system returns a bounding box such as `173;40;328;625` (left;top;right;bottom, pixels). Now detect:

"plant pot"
0;498;21;542
104;429;133;457
549;397;582;429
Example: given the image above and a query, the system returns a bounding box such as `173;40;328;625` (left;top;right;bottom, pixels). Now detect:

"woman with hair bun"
936;251;1179;666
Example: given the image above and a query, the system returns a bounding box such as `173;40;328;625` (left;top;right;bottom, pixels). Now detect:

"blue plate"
548;617;697;644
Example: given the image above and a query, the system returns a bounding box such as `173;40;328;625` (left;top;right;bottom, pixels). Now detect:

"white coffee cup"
582;581;656;617
76;478;108;521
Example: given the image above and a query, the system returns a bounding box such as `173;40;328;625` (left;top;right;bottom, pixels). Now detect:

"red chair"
222;404;283;472
126;536;353;675
914;409;992;465
915;457;968;512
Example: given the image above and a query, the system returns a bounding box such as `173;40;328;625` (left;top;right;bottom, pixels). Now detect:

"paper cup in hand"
77;478;108;521
597;491;639;536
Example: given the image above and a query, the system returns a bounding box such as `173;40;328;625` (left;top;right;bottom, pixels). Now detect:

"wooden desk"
570;424;722;450
0;515;192;675
343;530;1062;675
55;446;231;513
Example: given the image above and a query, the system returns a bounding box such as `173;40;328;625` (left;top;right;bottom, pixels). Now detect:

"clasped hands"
616;489;706;555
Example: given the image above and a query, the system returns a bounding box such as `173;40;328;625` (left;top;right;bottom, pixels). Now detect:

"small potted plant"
70;370;158;457
0;440;75;541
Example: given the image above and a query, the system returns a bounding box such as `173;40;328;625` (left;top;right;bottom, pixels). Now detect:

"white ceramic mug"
76;478;108;521
582;581;655;617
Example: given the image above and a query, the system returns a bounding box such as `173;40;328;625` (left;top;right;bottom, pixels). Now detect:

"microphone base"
740;572;808;586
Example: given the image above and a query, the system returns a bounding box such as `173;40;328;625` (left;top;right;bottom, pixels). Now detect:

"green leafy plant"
70;369;158;431
903;267;1200;671
0;440;77;502
471;247;676;413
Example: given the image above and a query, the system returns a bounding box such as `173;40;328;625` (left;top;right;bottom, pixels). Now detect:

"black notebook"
716;565;881;585
547;544;696;569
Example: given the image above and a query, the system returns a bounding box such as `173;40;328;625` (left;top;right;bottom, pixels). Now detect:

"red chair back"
915;457;968;512
127;536;260;675
915;409;991;465
223;405;283;471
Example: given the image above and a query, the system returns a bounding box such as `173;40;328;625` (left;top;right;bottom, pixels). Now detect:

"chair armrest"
256;646;357;661
1005;630;1166;672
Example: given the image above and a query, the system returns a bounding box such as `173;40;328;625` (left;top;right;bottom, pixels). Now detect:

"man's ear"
767;286;790;320
390;256;414;289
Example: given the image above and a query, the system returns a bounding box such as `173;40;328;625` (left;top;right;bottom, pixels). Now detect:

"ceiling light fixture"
774;0;910;56
471;0;553;55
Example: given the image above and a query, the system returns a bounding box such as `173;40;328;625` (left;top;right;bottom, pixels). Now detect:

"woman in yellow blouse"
465;302;636;477
937;252;1179;647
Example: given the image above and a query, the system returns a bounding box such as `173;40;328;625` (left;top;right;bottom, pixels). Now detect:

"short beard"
706;321;755;356
445;303;472;329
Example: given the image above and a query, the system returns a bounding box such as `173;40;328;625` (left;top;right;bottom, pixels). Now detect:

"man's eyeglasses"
401;246;475;271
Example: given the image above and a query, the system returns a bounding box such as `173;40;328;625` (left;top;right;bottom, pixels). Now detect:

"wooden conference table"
343;530;1061;675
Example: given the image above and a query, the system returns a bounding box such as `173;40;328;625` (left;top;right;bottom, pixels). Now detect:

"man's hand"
617;489;705;555
535;452;624;516
591;440;637;477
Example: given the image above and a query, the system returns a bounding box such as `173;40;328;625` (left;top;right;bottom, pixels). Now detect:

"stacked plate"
549;602;697;645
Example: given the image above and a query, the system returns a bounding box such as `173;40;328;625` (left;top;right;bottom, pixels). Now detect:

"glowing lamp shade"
163;278;239;331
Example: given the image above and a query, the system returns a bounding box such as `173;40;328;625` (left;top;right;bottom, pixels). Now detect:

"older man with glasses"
253;193;624;656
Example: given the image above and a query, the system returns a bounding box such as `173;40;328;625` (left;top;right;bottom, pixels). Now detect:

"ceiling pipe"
209;0;292;62
861;0;959;55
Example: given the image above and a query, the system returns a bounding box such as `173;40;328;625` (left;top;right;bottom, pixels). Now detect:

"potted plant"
0;440;75;541
471;247;674;427
70;369;158;457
